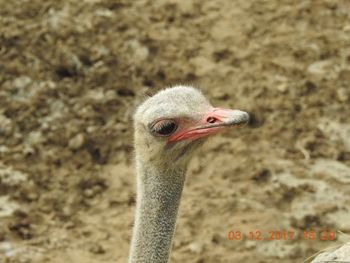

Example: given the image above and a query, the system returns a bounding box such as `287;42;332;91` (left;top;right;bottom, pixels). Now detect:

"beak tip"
242;111;250;122
232;110;250;126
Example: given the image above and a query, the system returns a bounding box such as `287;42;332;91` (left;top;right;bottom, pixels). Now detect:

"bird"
311;242;350;262
129;85;249;263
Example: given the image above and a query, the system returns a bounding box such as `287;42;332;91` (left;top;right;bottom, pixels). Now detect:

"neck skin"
128;158;186;263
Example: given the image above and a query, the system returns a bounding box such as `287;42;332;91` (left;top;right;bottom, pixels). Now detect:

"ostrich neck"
128;158;186;263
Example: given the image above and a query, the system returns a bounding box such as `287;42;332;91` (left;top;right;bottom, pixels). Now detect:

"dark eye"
150;120;178;136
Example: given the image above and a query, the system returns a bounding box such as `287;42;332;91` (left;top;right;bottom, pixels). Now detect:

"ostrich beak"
168;108;249;142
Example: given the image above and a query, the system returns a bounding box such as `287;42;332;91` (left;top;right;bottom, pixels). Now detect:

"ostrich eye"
151;120;178;137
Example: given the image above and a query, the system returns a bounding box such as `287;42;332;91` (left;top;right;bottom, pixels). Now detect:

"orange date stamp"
227;230;336;241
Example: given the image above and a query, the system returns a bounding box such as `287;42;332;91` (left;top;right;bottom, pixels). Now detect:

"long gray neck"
128;159;186;263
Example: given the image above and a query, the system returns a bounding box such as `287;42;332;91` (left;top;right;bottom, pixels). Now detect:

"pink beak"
168;108;249;142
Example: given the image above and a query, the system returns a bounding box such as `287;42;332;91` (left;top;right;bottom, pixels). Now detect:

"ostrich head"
134;85;249;169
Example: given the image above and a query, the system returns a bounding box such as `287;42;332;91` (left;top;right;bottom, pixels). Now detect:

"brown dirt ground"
1;0;350;262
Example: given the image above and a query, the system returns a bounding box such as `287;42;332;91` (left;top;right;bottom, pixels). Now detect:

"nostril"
207;117;217;124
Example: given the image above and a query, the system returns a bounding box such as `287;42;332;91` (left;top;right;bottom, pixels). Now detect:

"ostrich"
311;242;350;262
129;85;249;263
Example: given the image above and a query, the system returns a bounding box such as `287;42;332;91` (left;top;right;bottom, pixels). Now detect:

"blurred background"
1;0;350;262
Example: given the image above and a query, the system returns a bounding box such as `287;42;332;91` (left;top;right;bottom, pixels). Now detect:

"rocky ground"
0;0;350;262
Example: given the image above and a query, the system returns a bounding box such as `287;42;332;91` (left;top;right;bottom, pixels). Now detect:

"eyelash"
150;120;178;136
